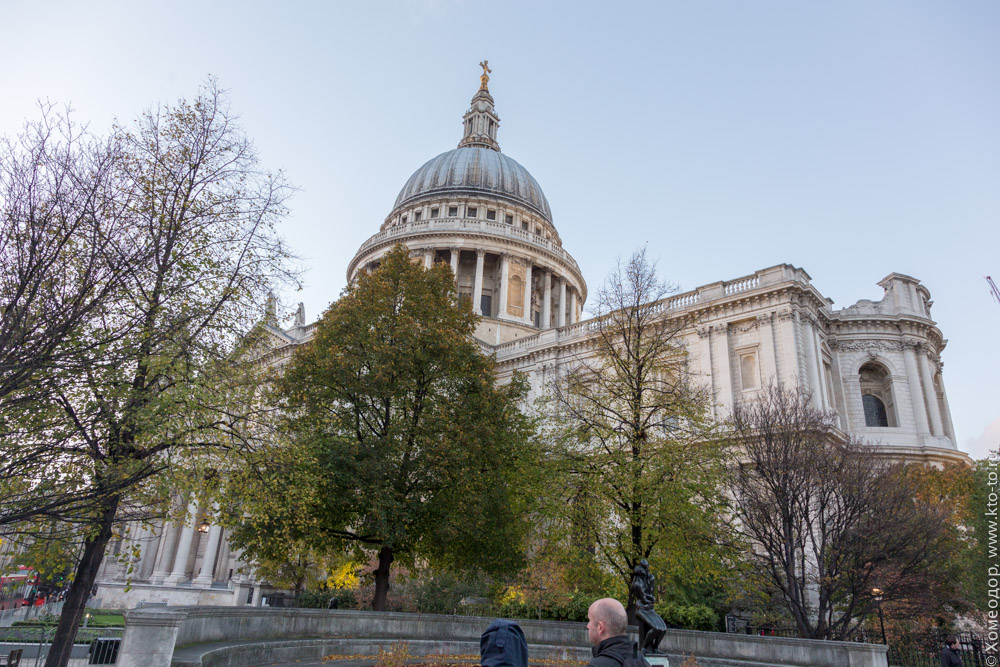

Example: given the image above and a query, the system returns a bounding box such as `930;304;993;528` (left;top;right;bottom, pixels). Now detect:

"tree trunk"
44;497;119;667
371;545;393;611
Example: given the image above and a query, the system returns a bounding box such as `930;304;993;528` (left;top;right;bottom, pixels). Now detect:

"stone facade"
93;72;969;608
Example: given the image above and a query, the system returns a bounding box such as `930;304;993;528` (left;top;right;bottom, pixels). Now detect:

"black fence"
724;615;799;638
723;618;991;667
886;632;988;667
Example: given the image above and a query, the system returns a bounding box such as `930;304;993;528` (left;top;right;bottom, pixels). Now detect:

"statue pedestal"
646;656;670;667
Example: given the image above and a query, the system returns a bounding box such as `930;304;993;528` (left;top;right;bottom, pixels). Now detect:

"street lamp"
197;519;210;534
871;588;886;645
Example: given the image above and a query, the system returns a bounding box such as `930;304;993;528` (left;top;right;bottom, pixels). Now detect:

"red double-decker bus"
0;568;40;610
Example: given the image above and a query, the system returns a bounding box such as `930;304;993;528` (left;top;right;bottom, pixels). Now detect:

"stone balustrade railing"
491;264;811;361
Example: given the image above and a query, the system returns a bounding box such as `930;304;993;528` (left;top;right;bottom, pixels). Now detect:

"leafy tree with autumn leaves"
544;248;738;622
222;245;538;611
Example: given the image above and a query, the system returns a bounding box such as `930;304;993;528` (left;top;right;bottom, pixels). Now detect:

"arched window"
862;394;888;427
859;361;897;427
740;353;758;390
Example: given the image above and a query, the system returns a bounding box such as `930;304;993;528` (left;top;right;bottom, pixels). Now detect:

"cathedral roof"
392;147;552;223
391;62;553;224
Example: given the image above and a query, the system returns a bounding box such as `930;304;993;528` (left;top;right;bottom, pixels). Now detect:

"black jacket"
940;645;963;667
588;635;640;667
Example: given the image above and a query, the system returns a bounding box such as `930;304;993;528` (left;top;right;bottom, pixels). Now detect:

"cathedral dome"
392;147;552;223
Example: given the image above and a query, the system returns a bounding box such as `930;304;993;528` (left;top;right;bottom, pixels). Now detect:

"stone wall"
117;607;887;667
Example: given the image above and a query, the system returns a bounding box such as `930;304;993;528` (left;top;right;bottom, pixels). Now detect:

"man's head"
945;635;959;649
586;598;628;645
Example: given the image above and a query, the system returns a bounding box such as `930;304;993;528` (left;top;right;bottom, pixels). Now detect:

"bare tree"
0;106;156;531
0;82;294;667
728;385;952;640
548;248;730;619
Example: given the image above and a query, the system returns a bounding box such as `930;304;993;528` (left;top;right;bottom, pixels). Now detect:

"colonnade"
903;340;952;440
133;500;240;588
418;246;581;328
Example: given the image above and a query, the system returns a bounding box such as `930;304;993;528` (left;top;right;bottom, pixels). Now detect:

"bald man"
586;598;645;667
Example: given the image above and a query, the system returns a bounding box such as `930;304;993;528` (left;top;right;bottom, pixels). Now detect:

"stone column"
902;343;931;436
557;279;566;328
523;263;533;325
799;312;822;408
498;254;510;319
149;518;181;585
473;250;485;315
918;351;945;436
938;373;957;444
450;247;460;279
192;510;223;587
164;500;199;584
714;324;733;415
423;248;433;269
569;289;577;325
812;326;829;410
541;271;552;329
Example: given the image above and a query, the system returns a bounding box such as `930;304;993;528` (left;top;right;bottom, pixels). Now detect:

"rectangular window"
448;206;458;217
468;206;478;218
521;221;528;230
505;214;513;224
480;294;492;316
413;211;421;221
431;207;439;218
487;209;496;220
400;215;407;223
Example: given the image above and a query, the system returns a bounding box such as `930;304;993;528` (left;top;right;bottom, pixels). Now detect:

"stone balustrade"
351;217;583;277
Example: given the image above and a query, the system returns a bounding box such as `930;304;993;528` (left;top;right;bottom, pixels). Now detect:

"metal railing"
723;618;990;667
886;632;988;667
0;625;123;667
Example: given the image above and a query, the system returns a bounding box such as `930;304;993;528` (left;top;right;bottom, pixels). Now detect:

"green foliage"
654;601;720;631
405;569;492;616
496;591;596;623
968;455;997;611
543;248;736;604
223;246;538;610
294;589;357;609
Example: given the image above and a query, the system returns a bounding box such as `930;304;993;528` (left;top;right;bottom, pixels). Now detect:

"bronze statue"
630;559;667;654
479;60;492;91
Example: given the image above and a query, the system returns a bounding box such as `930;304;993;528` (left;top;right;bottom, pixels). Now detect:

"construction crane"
988;276;1000;305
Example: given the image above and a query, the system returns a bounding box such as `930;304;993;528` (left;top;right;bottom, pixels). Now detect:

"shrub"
654;602;720;632
407;570;492;615
295;588;357;609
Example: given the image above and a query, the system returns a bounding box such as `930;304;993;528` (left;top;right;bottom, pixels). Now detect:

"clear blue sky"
2;1;997;458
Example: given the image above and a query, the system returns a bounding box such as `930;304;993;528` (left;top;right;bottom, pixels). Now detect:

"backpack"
611;641;651;667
